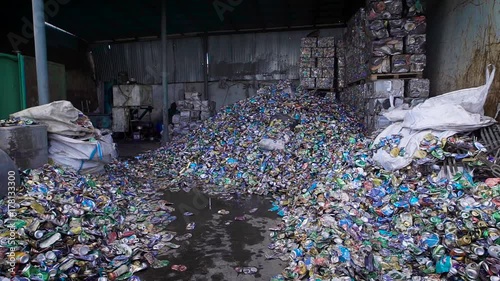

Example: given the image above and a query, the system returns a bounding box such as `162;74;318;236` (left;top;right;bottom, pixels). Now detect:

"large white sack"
372;123;456;171
49;134;117;162
416;64;495;115
49;154;106;174
11;100;95;137
373;65;496;171
382;104;411;122
48;133;117;174
401;65;496;132
402;104;496;131
258;138;285;151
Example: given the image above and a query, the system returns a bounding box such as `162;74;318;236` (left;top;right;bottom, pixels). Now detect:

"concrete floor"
114;139;161;159
119;140;285;280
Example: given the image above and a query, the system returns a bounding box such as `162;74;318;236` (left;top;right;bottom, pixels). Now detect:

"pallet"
304;88;335;92
370;72;423;81
346;79;366;87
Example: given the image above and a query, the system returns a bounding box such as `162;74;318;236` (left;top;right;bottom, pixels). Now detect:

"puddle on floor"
137;190;286;281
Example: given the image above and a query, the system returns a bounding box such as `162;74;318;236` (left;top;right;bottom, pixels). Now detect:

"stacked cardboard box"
172;92;216;135
299;37;336;89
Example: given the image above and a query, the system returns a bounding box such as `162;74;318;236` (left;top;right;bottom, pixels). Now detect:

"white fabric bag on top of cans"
372;122;456;171
11;100;95;137
402;65;496;131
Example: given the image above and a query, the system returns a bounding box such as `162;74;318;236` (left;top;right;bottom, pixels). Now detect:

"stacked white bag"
11;101;117;174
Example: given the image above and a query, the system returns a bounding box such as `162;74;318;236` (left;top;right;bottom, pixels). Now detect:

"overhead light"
45;22;77;37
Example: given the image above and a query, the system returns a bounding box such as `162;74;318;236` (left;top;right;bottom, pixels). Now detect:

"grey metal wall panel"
172;37;204;82
231;34;257;63
208;34;257;79
278;30;313;80
255;32;280;79
208;29;342;81
208;35;232;64
426;0;500;110
93;28;343;83
92;38;202;84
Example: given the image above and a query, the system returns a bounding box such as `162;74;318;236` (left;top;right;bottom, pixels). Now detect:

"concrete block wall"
0;125;48;169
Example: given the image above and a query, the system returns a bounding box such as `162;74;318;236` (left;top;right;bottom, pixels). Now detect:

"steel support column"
203;32;209;101
32;0;50;105
161;0;170;144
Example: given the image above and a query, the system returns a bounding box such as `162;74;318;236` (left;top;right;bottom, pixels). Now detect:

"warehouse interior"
1;0;359;137
1;0;500;280
2;1;499;126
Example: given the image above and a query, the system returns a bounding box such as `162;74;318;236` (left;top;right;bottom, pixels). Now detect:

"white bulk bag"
48;133;117;174
416;64;495;115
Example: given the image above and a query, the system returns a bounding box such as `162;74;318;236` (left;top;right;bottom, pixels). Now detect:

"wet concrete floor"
116;140;285;280
115;140;160;160
137;190;285;281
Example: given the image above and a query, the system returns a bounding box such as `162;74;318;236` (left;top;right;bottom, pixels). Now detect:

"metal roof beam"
90;23;346;45
25;0;360;43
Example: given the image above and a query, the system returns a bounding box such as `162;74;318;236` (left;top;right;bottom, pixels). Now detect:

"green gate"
0;53;26;119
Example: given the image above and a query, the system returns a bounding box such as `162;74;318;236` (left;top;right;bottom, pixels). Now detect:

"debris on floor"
1;80;500;280
132;81;499;280
0;161;175;280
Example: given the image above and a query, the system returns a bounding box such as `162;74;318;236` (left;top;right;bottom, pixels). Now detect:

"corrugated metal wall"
91;37;204;84
208;30;320;81
208;34;256;80
427;0;500;117
91;28;343;84
24;56;67;108
172;38;204;82
91;28;344;123
206;28;342;81
92;41;167;84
